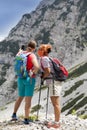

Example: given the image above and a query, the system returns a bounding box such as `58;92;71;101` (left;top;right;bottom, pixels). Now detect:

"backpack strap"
40;57;44;71
49;57;61;66
25;52;31;57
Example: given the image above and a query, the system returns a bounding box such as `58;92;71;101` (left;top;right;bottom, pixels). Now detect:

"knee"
52;101;60;108
53;103;59;108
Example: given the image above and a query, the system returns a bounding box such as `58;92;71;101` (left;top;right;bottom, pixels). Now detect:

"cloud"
0;35;5;41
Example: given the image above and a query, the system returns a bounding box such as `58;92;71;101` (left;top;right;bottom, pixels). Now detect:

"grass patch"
31;104;42;113
19;114;38;121
0;106;7;111
71;109;87;119
35;85;47;93
67;96;87;114
79;114;87;119
61;94;84;112
68;62;87;79
63;80;84;97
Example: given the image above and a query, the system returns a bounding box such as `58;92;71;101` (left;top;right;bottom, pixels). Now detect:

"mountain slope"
2;0;87;66
0;0;87;115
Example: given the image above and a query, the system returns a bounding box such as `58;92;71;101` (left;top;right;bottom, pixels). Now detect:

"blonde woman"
37;44;62;128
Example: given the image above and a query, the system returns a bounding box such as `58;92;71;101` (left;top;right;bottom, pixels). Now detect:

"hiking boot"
11;113;18;121
23;118;33;125
23;119;30;124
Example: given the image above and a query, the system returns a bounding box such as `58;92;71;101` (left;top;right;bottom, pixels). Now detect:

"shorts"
17;77;36;97
46;80;62;97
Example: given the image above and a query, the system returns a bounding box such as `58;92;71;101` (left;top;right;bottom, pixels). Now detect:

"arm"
32;57;39;74
42;67;51;78
41;57;51;78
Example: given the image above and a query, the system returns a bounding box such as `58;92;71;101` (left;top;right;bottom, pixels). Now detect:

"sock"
24;118;28;121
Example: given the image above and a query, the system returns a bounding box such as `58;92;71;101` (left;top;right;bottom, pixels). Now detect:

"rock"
0;114;87;130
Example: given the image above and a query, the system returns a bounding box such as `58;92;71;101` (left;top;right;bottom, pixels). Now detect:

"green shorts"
17;77;36;97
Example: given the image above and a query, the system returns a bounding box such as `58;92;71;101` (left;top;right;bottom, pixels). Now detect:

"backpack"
14;52;31;78
49;58;68;81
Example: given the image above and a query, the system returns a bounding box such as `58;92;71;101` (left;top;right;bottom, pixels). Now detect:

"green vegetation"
11;80;17;90
35;85;47;93
63;80;84;97
0;78;6;86
53;0;63;5
29;115;38;121
68;96;87;114
31;104;42;113
62;60;87;115
0;64;11;86
35;29;51;43
58;3;72;21
61;94;84;112
40;29;50;43
76;41;85;50
58;12;68;21
79;114;87;119
31;85;48;113
31;19;42;28
19;114;38;121
23;14;31;19
0;40;19;56
71;109;87;119
68;62;87;79
35;34;43;41
31;6;47;28
71;109;76;115
68;62;84;73
41;6;48;16
77;0;87;24
0;106;7;111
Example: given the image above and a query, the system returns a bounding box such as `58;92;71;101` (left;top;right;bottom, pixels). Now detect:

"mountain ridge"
0;0;87;115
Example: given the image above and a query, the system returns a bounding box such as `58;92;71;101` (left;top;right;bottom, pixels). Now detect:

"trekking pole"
37;78;43;120
46;86;49;119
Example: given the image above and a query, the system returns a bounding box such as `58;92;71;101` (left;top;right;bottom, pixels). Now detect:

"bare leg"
25;96;32;119
13;96;24;113
50;96;61;122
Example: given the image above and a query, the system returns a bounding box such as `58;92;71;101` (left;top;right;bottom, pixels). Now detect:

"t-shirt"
40;56;53;72
27;53;37;77
40;56;54;84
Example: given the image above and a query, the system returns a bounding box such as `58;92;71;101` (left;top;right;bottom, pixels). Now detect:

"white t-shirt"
40;56;54;84
40;56;53;72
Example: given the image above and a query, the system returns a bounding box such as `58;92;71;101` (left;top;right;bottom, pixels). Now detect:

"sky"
0;0;42;41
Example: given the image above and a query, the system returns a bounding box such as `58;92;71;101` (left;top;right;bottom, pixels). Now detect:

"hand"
40;72;44;79
41;78;44;85
29;70;33;77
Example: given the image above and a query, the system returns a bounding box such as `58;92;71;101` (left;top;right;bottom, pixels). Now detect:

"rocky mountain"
0;0;87;115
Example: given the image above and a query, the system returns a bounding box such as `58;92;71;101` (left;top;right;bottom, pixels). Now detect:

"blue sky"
0;0;42;41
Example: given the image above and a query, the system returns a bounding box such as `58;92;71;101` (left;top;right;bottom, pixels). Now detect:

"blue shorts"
17;77;36;97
